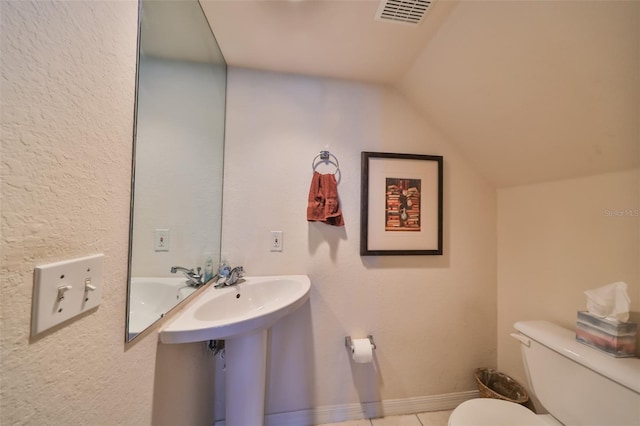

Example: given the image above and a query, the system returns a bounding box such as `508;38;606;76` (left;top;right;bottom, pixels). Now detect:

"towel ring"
312;151;340;177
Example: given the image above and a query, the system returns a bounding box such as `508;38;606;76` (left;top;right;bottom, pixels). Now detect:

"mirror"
126;0;227;342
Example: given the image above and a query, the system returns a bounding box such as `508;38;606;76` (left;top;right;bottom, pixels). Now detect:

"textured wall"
497;170;640;395
220;67;498;416
0;1;159;424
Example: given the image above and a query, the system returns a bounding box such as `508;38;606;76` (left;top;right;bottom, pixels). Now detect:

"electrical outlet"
155;229;169;251
270;231;283;252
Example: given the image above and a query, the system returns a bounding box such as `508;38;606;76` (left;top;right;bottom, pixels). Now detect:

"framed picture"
360;152;443;256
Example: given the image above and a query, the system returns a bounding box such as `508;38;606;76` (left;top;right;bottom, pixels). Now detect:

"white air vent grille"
375;0;433;25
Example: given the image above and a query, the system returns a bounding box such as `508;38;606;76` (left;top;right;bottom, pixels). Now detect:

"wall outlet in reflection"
155;229;170;252
270;231;283;252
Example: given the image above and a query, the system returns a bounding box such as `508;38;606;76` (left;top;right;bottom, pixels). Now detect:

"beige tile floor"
317;410;452;426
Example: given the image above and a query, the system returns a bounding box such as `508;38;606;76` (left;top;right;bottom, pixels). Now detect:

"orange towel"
307;171;344;226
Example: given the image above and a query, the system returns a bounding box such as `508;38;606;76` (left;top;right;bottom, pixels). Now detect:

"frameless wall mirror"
126;0;226;342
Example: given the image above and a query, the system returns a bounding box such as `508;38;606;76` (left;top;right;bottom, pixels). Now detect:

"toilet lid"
448;398;548;426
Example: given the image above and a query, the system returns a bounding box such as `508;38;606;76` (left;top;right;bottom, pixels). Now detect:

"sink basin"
128;277;196;339
159;274;310;425
159;275;310;344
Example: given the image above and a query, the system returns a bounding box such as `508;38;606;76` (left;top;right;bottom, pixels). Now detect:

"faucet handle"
214;265;245;288
226;266;244;286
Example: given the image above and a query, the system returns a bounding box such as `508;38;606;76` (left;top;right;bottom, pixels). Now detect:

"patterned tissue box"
576;311;637;358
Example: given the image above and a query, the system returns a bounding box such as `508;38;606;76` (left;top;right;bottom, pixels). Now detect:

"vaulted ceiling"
201;0;640;187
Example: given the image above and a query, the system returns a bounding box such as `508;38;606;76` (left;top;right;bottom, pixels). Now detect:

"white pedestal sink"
159;275;311;426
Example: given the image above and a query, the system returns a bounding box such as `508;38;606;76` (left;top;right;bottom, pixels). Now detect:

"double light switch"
32;253;104;336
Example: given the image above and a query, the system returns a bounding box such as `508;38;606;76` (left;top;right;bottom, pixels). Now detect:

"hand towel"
307;171;344;226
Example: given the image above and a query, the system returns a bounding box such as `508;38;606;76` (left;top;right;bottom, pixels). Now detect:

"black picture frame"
360;152;443;256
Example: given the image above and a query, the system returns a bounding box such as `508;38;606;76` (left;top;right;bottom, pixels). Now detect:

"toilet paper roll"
351;338;373;364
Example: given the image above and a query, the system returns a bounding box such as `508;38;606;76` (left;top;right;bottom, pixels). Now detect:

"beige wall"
1;1;155;424
2;1;636;424
1;3;496;423
400;0;640;188
1;2;218;425
221;67;497;416
23;0;640;423
497;169;640;392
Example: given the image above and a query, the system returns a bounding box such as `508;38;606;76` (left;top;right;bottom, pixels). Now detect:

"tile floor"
317;410;452;426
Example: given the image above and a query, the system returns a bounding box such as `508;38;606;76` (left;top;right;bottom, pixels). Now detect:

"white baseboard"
214;390;479;426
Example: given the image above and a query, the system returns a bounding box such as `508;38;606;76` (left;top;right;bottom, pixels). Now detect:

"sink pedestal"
159;275;311;425
225;329;268;426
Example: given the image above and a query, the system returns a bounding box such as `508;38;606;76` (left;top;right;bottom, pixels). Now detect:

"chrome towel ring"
312;150;340;180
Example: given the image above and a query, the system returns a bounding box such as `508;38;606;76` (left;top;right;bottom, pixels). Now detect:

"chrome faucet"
214;266;244;288
170;266;203;287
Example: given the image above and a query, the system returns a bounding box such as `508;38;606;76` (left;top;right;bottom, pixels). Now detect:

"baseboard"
214;390;479;426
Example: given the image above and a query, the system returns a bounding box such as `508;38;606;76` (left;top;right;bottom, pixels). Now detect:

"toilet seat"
448;398;549;426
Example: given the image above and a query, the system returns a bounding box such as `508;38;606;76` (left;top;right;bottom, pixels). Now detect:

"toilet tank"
514;321;640;426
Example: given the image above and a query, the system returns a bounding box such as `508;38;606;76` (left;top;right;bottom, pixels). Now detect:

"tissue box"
576;311;637;357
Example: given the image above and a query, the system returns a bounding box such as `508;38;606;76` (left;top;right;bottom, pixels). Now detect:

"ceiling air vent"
375;0;434;25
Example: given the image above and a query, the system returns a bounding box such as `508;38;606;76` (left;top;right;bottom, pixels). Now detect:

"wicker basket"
474;368;529;404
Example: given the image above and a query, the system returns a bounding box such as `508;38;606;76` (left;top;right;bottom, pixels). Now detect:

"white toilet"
449;320;640;426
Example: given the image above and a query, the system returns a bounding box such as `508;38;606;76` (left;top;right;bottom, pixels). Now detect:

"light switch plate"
32;253;104;336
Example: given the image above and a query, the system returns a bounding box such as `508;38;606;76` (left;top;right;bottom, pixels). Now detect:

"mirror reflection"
126;0;227;342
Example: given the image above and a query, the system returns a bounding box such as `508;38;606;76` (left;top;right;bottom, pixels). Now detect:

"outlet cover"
155;229;170;251
270;231;283;252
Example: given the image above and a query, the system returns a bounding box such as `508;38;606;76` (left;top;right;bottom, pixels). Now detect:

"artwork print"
360;151;443;256
385;178;421;231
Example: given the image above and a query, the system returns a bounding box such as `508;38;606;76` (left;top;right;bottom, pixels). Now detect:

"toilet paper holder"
345;335;376;353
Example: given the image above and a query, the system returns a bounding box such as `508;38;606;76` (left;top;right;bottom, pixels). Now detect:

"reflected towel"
307;171;344;226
